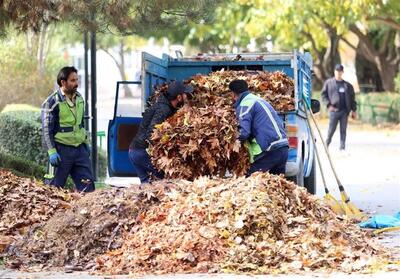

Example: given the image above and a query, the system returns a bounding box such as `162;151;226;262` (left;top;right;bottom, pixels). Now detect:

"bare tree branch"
367;16;400;31
379;29;391;55
340;37;358;51
100;47;120;68
349;24;379;61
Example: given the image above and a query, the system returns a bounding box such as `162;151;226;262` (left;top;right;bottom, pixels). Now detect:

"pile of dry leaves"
150;105;248;180
149;70;294;180
96;173;389;275
0;169;73;253
6;182;172;271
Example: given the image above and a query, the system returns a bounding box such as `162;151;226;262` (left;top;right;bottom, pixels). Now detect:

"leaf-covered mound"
0;169;73;253
6;183;172;271
97;173;388;275
149;70;294;180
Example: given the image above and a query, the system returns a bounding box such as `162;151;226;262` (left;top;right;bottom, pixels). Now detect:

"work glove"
49;152;61;167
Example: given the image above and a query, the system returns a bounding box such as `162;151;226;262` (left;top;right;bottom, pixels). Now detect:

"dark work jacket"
130;94;177;149
321;77;357;114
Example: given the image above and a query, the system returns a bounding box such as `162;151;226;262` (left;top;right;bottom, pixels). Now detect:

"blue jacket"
235;91;288;152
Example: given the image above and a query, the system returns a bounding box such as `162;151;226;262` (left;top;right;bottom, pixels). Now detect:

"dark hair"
166;81;194;100
229;79;248;95
57;66;78;86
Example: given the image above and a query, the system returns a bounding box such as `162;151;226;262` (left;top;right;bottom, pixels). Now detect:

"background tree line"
0;0;399;111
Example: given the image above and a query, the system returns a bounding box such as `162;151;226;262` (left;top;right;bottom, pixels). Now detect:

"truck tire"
295;158;305;187
288;158;304;187
304;157;316;194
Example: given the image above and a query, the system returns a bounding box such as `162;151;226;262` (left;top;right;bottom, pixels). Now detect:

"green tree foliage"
0;28;65;110
177;0;399;91
0;0;220;35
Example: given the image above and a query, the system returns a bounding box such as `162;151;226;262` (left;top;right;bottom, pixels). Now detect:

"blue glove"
49;152;61;167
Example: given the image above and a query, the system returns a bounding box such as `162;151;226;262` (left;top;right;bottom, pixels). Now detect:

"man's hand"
351;111;357;119
49;152;61;167
328;105;337;112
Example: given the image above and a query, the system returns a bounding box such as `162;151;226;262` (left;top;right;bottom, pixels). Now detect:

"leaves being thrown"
149;70;295;180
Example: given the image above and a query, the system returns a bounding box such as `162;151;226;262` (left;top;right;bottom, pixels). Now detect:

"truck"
107;50;320;194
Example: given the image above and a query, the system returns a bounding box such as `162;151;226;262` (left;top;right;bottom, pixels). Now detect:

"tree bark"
322;28;340;79
368;16;400;32
37;23;48;77
348;25;400;91
302;27;340;87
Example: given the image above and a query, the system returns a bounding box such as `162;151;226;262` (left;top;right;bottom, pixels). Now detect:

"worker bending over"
129;81;193;183
229;79;289;175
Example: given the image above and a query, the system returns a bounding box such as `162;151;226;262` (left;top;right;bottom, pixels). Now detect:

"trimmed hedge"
314;91;400;124
0;104;107;179
0;108;47;165
0;150;46;179
356;92;400;124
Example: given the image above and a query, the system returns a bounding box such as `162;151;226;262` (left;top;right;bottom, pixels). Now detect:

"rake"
303;105;344;214
303;101;365;219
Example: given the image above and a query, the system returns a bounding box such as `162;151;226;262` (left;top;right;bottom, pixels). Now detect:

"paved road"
1;123;399;278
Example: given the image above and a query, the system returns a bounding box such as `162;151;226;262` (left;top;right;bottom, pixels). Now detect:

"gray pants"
326;110;348;150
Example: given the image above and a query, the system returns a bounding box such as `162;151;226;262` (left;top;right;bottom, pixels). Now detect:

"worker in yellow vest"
41;66;94;192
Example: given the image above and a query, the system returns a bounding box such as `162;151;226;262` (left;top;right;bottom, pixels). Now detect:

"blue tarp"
359;212;400;229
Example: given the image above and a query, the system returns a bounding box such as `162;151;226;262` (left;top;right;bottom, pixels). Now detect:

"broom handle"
304;102;347;194
303;108;329;193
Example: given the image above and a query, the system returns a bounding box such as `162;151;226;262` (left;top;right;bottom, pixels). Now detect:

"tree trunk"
37;23;48;77
118;41;133;98
348;25;400;91
376;56;397;92
101;40;134;98
302;29;340;87
321;29;340;79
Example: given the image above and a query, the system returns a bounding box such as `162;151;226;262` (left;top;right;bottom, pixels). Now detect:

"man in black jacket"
129;81;193;183
322;64;357;150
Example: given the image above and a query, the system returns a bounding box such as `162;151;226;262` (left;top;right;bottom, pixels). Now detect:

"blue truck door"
108;81;142;177
108;53;168;177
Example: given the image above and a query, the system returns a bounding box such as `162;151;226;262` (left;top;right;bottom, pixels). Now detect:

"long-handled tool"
303;101;365;219
304;107;344;214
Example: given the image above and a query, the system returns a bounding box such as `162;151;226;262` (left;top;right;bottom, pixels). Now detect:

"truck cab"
107;50;319;193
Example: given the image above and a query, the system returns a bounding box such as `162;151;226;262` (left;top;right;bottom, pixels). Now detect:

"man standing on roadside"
41;66;95;192
322;64;357;151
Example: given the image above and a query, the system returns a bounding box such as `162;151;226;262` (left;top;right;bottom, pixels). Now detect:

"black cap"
166;81;194;100
229;79;248;94
334;64;344;72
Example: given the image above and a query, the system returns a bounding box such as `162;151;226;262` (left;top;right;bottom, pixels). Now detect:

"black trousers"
326;110;349;150
247;146;289;176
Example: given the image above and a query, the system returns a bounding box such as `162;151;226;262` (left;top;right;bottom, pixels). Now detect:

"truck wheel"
295;158;305;187
288;158;305;187
304;157;316;194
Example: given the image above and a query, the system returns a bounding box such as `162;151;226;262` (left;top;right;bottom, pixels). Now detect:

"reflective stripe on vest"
239;94;287;162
